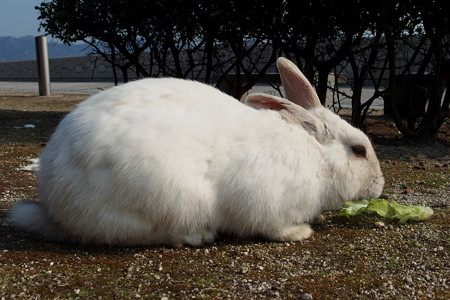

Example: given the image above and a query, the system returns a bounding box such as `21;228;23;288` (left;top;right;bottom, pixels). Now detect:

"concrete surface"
0;81;384;109
0;81;116;94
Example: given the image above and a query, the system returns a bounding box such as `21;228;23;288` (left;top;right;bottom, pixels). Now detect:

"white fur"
8;58;384;246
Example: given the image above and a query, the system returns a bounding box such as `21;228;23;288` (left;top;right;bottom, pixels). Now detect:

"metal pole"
35;36;50;96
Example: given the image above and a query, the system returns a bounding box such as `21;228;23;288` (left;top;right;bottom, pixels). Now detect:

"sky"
0;0;43;37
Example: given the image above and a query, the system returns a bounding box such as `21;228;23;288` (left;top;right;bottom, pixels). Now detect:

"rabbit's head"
246;58;384;210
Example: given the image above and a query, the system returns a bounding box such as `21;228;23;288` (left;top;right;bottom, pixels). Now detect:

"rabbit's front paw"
173;230;216;247
271;224;314;242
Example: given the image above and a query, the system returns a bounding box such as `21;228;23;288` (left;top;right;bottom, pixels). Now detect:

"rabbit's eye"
351;145;366;158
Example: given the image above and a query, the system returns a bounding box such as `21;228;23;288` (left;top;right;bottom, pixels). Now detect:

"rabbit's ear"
277;57;321;109
246;93;329;143
245;93;292;111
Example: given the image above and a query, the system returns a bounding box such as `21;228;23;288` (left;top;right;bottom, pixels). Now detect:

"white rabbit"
8;58;384;246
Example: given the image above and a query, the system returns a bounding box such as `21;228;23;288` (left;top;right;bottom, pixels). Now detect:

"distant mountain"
0;36;93;62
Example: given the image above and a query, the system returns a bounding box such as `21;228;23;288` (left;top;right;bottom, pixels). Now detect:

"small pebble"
403;187;411;194
301;293;313;300
374;221;386;228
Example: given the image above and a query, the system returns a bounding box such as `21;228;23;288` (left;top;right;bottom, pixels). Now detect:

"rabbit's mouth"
338;174;385;205
364;175;385;199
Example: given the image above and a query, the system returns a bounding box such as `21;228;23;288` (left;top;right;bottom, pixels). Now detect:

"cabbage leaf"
339;199;433;223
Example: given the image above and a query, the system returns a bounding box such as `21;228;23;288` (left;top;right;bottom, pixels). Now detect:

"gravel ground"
0;91;448;299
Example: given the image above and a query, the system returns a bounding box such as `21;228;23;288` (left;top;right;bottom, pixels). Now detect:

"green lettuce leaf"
339;199;433;223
